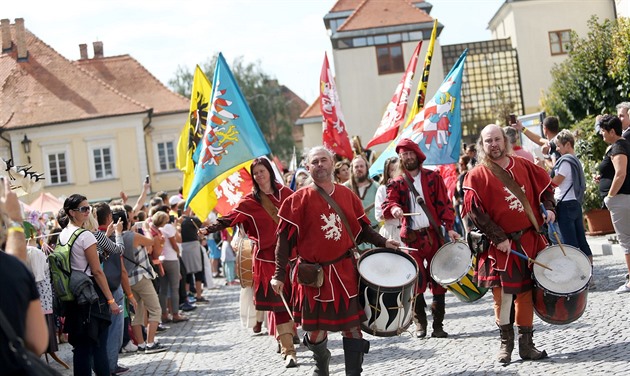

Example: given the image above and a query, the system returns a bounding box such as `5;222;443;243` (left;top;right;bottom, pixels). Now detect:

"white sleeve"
374;185;387;222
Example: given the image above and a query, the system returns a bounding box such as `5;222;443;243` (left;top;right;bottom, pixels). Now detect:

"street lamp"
21;134;32;163
21;134;31;154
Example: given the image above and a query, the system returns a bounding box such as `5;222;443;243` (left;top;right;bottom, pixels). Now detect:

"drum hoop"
430;240;473;285
358;248;418;290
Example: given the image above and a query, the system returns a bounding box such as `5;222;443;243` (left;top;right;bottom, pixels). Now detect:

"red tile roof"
0;22;179;130
300;97;322;119
330;0;366;12
76;55;188;115
338;0;433;31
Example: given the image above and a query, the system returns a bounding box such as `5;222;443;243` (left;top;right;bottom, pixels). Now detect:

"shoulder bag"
0;309;62;376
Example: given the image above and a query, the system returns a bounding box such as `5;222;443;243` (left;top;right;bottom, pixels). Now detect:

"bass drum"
357;248;418;337
532;245;591;325
231;226;253;288
430;241;488;303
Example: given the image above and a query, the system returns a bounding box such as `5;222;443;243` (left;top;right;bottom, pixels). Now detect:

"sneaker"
187;296;197;304
156;323;169;333
145;342;167;354
615;283;630;294
114;365;129;374
180;302;197;312
120;341;138;354
195;296;209;303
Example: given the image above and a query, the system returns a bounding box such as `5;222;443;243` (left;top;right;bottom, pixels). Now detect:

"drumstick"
539;204;566;256
510;249;552;271
402;212;423;217
398;246;419;252
280;292;295;322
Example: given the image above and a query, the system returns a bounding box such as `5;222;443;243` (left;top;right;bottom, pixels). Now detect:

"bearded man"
344;155;380;235
382;138;459;339
461;124;555;364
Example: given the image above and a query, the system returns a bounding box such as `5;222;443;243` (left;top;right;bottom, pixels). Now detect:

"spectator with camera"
114;206;167;354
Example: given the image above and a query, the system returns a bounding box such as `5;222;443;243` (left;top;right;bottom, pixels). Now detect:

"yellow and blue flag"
369;49;468;177
176;66;217;219
185;53;271;215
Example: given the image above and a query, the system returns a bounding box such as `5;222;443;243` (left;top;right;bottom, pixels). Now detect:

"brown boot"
277;322;298;368
413;295;427;338
497;324;514;364
252;320;263;334
518;326;547;360
430;295;448;338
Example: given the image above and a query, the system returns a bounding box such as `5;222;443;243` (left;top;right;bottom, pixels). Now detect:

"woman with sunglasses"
57;194;121;376
199;157;297;369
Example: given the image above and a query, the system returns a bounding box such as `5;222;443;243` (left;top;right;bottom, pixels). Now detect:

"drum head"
533;245;591;294
430;242;472;285
358;249;417;288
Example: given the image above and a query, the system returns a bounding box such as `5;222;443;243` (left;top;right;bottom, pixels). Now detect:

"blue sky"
4;0;504;103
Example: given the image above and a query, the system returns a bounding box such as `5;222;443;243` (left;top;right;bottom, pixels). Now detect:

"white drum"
357;248;418;337
532;245;591;324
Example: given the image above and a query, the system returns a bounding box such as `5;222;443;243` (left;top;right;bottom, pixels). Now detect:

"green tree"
169;54;296;161
542;16;629;126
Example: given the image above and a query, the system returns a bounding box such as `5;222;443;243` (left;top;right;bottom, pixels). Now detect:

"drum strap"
402;174;445;245
312;183;360;251
485;161;540;233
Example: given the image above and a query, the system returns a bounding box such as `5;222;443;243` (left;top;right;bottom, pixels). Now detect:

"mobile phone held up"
145;175;150;184
509;114;516;125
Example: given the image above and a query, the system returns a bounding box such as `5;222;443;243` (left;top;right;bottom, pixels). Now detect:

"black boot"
518;326;547;360
497;324;514;364
342;337;370;376
304;335;331;376
431;295;448;338
413;295;427;338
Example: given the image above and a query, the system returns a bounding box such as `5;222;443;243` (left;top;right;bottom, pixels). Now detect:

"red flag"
366;41;423;149
213;168;253;216
320;53;353;159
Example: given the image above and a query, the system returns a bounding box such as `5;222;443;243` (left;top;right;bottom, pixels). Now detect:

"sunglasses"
73;205;91;213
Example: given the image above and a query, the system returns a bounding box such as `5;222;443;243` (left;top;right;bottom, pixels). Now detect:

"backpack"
48;228;87;302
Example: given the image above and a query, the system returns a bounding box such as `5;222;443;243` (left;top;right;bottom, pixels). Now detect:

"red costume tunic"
462;157;552;292
210;184;293;311
277;184;368;331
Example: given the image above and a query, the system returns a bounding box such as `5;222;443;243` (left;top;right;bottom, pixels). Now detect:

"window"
548;30;571;55
157;141;176;171
92;147;113;179
48;152;68;185
376;43;404;75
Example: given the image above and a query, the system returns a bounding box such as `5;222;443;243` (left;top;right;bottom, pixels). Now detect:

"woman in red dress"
200;157;296;368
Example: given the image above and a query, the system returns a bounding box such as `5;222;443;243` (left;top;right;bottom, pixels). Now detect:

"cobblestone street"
49;236;630;375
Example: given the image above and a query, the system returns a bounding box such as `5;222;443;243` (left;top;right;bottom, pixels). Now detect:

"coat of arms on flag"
369;49;468;177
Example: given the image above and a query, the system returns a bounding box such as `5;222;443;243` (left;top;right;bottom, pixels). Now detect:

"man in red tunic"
461;124;555;364
381;138;459;339
271;146;399;376
200;158;297;368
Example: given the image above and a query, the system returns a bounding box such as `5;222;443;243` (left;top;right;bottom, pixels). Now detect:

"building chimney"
1;19;11;52
14;18;27;60
79;43;88;59
93;41;103;58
